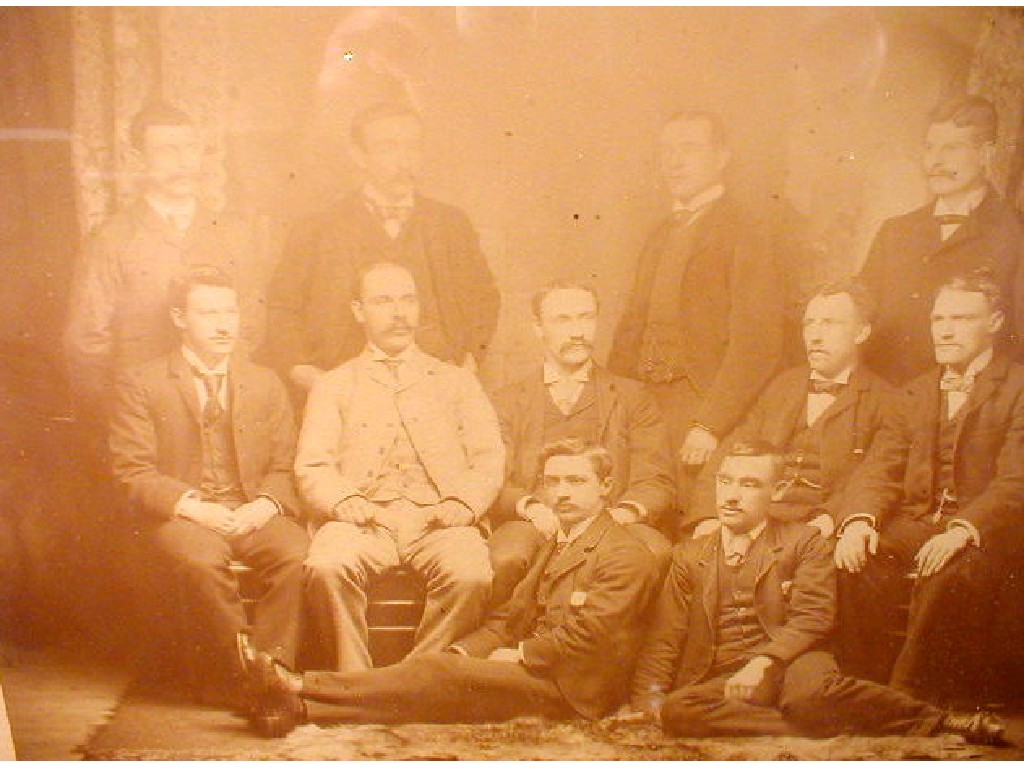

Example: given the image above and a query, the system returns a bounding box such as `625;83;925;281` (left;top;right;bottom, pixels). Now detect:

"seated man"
296;261;504;672
833;272;1024;703
690;278;893;536
240;438;662;737
109;266;308;704
488;280;674;605
629;441;1005;744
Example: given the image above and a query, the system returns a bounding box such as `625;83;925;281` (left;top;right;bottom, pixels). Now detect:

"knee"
440;554;493;593
488;525;539;576
304;550;363;588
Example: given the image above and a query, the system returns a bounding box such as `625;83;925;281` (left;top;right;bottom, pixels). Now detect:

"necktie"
939;372;973;393
671;205;699;227
934;213;969;227
808;379;846;396
167;212;192;232
725;535;750;567
382;358;402;384
200;372;225;425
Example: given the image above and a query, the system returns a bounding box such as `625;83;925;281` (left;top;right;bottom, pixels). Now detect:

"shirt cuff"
174;490;202;518
255;494;283;516
446;644;469;656
615;500;648;523
837;514;876;537
516;495;539;518
442;497;477;523
947;518;981;547
515;642;526;663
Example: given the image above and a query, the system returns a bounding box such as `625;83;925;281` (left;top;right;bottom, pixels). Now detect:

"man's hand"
181;501;237;536
333;496;378;527
807;512;835;539
609;505;641;525
629;692;665;722
915;528;971;579
724;656;774;702
289;364;325;391
487;646;524;664
230;498;279;538
834;519;878;573
680;425;718;466
430;499;475;528
522;501;560;538
692;518;722;539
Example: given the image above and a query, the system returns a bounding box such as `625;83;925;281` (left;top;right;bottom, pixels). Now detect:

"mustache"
386;322;412;334
559;340;593;353
927;168;958;180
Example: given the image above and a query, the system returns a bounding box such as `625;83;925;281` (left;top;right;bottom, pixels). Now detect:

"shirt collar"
362;183;415;213
181;345;229;376
366;341;417;364
543;359;593;386
944;347;993;382
556;512;600;545
720;519;767;552
934;186;987;217
673;182;725;215
809;364;854;386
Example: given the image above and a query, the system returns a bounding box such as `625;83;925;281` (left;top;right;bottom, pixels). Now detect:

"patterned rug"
81;683;1018;761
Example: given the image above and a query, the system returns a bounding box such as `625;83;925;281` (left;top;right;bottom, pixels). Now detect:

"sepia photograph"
3;4;1024;760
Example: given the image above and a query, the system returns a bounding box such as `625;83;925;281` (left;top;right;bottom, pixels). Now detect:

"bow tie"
940;372;975;393
934;213;969;227
808;379;846;396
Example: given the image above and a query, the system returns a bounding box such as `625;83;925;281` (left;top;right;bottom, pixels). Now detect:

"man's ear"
854;322;872;346
599;475;615;500
351;299;365;324
770;478;792;503
170;306;186;332
987;308;1006;336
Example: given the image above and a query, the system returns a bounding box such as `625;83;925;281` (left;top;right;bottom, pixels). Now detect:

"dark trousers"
487;519;672;608
301;652;574;723
837;515;1004;704
661;651;944;738
143;514;309;678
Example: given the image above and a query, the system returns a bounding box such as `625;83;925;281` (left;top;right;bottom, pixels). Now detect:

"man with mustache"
108;266;308;707
628;440;1006;745
833;272;1024;705
65;101;265;426
239;439;660;737
609;110;785;533
264;101;500;400
486;280;673;606
859;94;1024;384
296;261;504;673
688;279;893;534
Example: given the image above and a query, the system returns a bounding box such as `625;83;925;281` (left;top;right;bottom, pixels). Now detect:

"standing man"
265;101;500;396
240;439;661;737
109;266;308;704
860;94;1024;384
629;441;1006;744
487;280;674;605
65;101;264;424
690;279;893;531
833;273;1024;703
609;110;784;529
296;261;504;673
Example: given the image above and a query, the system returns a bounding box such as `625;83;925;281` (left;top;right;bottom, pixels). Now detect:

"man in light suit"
834;272;1024;704
487;280;673;605
240;439;661;737
296;261;504;673
629;441;1005;744
608;110;784;528
690;279;893;534
109;266;308;704
264;101;500;398
860;95;1024;384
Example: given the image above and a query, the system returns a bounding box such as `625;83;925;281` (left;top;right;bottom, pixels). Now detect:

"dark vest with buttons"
711;539;769;674
776;408;826;513
531;538;576;638
199;392;246;508
935;395;963;513
542;380;600;445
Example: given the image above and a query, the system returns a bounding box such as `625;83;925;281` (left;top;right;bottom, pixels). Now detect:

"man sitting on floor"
239;438;662;737
629;440;1006;745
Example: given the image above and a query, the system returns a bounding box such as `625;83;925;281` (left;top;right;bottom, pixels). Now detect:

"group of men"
60;92;1024;745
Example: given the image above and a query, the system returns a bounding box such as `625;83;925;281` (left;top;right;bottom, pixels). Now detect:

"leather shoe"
235;632;306;738
940;711;1008;746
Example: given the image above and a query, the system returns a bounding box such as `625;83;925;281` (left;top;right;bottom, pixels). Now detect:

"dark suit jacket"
631;520;834;702
689;364;894;524
263;193;500;375
860;190;1024;384
457;511;661;720
834;353;1024;541
109;351;300;520
489;364;675;533
607;195;784;438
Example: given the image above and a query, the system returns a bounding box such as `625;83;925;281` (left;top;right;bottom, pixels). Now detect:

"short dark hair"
536;438;614;484
351;260;417;301
129;100;195;151
934;268;1004;313
663;110;728;148
722;439;785;483
531;280;600;319
168;265;235;311
805;277;878;325
928;95;998;145
350;101;421;148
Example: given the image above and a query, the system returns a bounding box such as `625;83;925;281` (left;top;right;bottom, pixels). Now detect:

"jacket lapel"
169;351;201;425
771;367;809;441
545;511;613;582
954;353;1006;444
816;366;865;426
698;534;719;633
594;366;617;443
752;524;783;592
